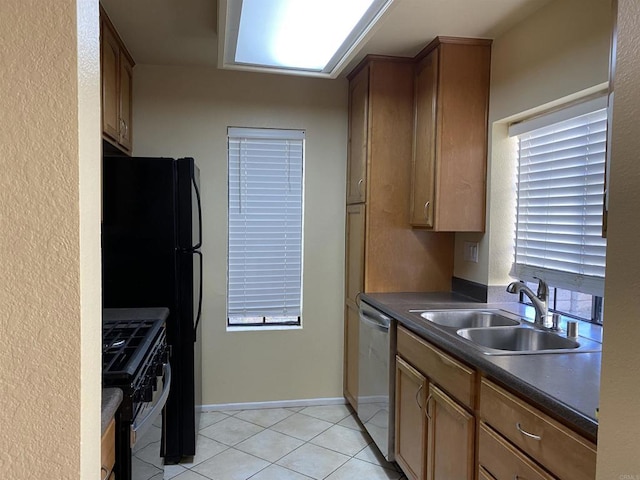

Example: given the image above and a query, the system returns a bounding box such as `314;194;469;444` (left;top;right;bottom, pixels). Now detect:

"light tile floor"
132;405;408;480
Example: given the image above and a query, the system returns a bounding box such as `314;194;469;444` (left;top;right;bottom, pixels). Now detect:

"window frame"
509;96;608;324
226;127;305;328
518;282;604;324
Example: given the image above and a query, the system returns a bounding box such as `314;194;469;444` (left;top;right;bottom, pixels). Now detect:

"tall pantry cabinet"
343;58;454;408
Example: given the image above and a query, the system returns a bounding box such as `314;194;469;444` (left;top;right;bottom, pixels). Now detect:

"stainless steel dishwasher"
357;300;396;461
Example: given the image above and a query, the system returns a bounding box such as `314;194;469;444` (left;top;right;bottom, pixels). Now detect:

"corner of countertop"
102;387;123;435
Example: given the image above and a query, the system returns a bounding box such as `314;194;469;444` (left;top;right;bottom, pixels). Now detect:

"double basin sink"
410;309;601;355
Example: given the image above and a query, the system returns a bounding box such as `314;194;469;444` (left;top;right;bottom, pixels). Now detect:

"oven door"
131;362;172;447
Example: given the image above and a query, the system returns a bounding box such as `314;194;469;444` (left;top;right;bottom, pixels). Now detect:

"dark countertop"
102;388;123;435
361;292;601;442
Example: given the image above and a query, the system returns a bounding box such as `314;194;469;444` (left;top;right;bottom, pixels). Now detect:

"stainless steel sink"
415;310;521;329
456;326;601;355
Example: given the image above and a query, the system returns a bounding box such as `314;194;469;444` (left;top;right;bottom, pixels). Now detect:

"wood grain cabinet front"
480;378;596;480
343;304;360;409
396;326;475;480
346;66;369;205
101;418;116;480
410;37;492;232
342;57;454;409
395;356;428;480
100;6;135;154
478;422;555;480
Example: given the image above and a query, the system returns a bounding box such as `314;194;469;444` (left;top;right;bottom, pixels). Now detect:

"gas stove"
103;307;170;480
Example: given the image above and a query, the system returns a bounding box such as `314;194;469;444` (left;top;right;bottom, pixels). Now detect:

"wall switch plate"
464;241;479;263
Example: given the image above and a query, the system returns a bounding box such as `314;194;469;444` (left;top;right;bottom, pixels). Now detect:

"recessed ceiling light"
219;0;395;77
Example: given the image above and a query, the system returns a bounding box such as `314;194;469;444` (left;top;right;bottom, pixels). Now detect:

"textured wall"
596;0;640;475
133;65;348;405
453;0;611;287
0;0;102;478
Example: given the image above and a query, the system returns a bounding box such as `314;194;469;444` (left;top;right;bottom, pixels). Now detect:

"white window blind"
227;127;304;325
511;102;607;297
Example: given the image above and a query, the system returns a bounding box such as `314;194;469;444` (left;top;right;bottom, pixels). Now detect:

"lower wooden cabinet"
395;329;475;480
344;304;359;409
426;384;474;480
478;422;554;480
395;356;427;480
480;379;596;480
478;466;496;480
393;326;597;480
101;418;116;480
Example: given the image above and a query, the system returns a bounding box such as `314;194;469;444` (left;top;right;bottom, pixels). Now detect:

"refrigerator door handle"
192;175;203;251
193;250;203;342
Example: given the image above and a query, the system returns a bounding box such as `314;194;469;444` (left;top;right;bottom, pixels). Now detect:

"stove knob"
150;375;158;392
143;383;154;402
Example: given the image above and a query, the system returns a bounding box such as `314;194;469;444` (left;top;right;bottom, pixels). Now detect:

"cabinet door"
395;356;427;480
118;53;133;152
410;48;438;227
346;66;369;204
345;204;365;309
344;304;359;409
426;384;474;480
101;21;120;143
101;418;116;479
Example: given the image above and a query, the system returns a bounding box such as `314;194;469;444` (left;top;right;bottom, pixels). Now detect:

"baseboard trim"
201;397;348;412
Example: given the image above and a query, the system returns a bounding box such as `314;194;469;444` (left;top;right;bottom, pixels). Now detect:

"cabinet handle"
415;384;423;409
101;466;110;480
425;393;433;419
423;201;430;222
357;178;364;196
516;422;542;441
119;118;128;139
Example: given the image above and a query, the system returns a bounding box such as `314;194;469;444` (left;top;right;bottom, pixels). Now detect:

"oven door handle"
131;363;172;446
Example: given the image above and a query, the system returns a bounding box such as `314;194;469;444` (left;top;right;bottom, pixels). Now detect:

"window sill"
226;324;303;333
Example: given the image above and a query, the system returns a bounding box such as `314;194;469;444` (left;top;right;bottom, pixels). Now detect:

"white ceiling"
101;0;552;77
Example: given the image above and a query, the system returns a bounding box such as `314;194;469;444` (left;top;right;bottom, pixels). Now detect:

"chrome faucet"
506;279;551;328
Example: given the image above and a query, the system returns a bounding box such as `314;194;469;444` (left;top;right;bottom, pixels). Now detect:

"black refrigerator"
102;156;203;463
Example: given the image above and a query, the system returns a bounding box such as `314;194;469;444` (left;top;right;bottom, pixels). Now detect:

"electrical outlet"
464;241;479;263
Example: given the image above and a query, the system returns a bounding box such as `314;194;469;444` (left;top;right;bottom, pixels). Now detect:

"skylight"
219;0;395;77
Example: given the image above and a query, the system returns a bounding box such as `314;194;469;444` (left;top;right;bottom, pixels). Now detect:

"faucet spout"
506;279;551;328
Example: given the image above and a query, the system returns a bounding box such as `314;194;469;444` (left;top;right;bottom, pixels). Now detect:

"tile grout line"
135;408;399;480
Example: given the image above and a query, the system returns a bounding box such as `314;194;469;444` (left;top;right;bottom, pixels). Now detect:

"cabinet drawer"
478;422;555;480
397;326;475;408
480;379;596;480
101;418;116;477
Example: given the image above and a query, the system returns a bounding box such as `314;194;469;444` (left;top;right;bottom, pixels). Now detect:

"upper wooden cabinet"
100;6;135;154
346;67;369;205
345;57;454;295
410;37;492;231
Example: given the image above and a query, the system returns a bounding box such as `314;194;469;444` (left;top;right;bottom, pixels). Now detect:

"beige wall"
133;66;348;404
0;0;102;478
596;0;640;475
454;0;611;288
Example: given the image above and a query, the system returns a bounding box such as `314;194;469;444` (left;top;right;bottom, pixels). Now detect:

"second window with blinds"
227;127;304;327
509;96;608;323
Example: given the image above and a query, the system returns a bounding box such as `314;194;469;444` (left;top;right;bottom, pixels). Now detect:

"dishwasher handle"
359;303;391;332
